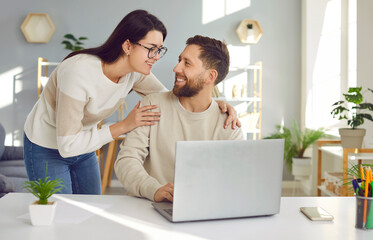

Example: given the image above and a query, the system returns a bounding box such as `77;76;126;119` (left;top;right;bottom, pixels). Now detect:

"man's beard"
172;75;205;97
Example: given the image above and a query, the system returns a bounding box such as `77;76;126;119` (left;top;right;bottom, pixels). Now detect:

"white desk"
0;193;372;240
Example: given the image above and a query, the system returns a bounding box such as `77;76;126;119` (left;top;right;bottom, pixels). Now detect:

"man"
114;35;244;202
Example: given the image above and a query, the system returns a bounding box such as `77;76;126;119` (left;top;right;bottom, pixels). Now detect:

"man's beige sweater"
114;91;244;201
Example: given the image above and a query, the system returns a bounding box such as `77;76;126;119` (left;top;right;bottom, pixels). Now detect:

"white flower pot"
339;128;366;149
292;157;312;180
29;201;57;226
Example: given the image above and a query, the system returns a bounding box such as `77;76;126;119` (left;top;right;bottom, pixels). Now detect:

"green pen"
367;182;373;229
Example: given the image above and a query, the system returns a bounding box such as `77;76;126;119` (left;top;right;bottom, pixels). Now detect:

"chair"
37;57;58;99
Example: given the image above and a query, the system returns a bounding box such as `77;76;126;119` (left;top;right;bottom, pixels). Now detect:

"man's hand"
154;182;174;202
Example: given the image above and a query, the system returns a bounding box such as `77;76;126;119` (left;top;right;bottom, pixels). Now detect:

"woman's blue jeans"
23;133;101;194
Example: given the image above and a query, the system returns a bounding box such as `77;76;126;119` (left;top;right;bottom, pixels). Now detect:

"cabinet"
214;61;262;140
317;140;373;196
101;135;125;194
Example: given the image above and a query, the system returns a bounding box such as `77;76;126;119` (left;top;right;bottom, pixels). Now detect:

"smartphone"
300;207;334;221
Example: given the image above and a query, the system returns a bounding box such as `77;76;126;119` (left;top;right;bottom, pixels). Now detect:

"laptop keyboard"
164;208;173;216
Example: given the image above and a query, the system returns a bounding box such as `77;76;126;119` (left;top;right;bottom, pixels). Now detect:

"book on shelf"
212;86;222;98
239;112;260;131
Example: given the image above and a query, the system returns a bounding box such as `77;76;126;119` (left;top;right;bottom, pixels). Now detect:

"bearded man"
114;35;244;202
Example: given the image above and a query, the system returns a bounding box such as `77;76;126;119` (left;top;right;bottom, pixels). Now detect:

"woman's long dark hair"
63;10;167;63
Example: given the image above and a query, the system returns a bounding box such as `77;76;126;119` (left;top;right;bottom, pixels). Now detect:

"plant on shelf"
331;87;373;129
23;163;65;226
61;33;88;51
265;120;325;178
331;87;373;148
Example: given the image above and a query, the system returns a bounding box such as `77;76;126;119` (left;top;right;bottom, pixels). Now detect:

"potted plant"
23;164;65;226
331;87;373;148
61;33;88;51
265;120;325;180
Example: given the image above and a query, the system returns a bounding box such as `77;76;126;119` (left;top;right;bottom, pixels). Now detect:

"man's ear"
205;69;218;85
121;39;131;55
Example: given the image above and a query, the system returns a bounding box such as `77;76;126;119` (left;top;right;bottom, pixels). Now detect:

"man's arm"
114;97;162;201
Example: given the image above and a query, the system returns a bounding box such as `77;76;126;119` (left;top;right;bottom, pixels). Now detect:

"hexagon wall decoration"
21;13;55;43
236;19;263;44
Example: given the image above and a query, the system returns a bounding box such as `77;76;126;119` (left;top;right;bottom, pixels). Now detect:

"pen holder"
356;196;373;230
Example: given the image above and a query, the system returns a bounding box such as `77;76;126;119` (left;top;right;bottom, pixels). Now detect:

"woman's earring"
126;52;129;56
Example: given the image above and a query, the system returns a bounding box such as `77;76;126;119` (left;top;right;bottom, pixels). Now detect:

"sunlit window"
0;67;23;109
348;0;357;88
304;0;356;132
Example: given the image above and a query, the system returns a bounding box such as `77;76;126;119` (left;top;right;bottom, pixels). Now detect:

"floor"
104;180;310;197
104;180;126;195
281;181;310;196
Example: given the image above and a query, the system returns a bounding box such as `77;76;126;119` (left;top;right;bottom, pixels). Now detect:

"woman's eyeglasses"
134;42;168;59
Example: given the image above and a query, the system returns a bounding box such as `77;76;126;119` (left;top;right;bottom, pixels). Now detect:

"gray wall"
0;0;301;159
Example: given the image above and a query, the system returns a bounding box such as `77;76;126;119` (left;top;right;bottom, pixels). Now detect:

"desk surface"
0;193;372;240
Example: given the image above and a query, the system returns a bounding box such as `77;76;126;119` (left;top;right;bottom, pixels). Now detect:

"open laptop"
152;139;284;222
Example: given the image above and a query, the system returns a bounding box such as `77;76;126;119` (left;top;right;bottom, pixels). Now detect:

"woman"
24;10;238;194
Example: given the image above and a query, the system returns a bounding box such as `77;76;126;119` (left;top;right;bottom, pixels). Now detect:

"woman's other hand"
216;101;241;129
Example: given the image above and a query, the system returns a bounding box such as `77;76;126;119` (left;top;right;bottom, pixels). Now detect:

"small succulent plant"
23;164;65;204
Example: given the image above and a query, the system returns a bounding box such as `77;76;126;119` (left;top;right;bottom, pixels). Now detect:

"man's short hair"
186;35;230;85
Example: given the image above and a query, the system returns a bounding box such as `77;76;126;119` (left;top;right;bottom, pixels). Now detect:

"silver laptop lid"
172;139;284;222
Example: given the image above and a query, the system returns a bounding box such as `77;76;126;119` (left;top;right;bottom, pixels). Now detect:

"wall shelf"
21;13;55;43
214;62;263;140
236;19;263;44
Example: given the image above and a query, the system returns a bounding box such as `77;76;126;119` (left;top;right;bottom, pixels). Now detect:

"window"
302;0;356;132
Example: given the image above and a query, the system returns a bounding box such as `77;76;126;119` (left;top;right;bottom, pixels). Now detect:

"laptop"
152;139;284;222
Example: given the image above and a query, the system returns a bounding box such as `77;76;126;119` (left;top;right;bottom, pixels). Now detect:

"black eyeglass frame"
133;42;168;59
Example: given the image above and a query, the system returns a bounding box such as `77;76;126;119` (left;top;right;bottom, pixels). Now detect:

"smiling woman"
23;10;169;195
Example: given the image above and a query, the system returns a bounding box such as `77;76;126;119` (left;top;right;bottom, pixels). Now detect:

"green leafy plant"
61;33;88;51
23;164;65;204
331;87;373;129
265;120;325;171
344;163;373;193
345;163;373;180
